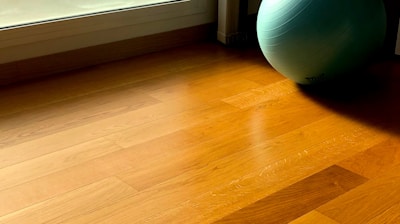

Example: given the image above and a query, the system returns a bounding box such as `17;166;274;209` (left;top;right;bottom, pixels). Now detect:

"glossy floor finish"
0;41;399;223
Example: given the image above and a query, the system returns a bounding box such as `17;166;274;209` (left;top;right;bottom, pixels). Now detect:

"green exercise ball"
257;0;387;85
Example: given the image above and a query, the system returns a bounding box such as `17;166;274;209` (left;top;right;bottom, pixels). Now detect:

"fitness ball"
257;0;387;85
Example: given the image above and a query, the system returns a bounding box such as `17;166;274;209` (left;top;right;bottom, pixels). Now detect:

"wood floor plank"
317;163;400;223
0;149;133;217
243;63;285;85
116;92;333;191
0;43;235;117
0;87;160;148
0;42;398;223
145;134;379;223
0;98;201;168
290;211;339;224
141;122;386;224
0;129;207;217
0;138;121;191
338;137;400;178
105;129;211;191
214;165;367;224
104;100;238;148
148;75;262;103
137;58;267;102
222;79;298;109
0;45;247;149
189;90;331;141
366;203;400;224
115;127;263;191
0;177;137;224
62;115;386;224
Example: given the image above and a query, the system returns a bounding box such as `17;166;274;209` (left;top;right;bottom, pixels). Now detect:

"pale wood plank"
0;87;159;148
0;177;137;224
0;98;201;168
0;42;236;117
105;100;238;148
215;166;366;224
1;45;251;149
317;163;400;223
147;75;262;103
290;211;339;224
366;203;400;224
115;127;261;191
0;129;206;217
189;90;331;141
0;41;398;223
136;57;267;102
62;115;386;224
115;91;332;191
338;137;400;178
99;129;210;192
0;138;121;191
141;123;386;224
222;79;298;109
0;149;133;217
243;63;285;85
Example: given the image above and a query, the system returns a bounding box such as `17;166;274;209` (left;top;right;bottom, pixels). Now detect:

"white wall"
0;0;217;63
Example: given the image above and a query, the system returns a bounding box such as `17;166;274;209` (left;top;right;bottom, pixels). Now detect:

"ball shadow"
298;59;400;135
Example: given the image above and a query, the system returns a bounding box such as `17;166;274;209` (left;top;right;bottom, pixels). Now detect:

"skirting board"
396;18;400;55
0;23;215;86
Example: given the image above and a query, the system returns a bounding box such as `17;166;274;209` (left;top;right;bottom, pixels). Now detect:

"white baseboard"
0;24;214;85
396;18;400;55
0;0;217;64
217;31;247;45
217;0;240;45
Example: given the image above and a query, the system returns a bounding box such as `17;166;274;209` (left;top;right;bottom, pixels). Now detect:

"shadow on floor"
299;58;400;135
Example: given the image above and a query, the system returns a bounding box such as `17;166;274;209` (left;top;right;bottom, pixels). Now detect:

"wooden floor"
0;41;400;224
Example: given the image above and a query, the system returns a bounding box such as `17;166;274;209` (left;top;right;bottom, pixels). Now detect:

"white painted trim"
396;18;400;55
217;0;240;45
0;0;217;63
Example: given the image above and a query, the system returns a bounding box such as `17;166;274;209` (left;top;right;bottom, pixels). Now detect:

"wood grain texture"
317;163;400;223
338;138;400;178
0;41;399;223
0;138;121;191
290;211;339;224
215;166;367;224
0;177;137;224
0;149;133;217
366;203;400;224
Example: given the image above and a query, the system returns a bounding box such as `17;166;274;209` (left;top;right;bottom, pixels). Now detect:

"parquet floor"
0;41;400;223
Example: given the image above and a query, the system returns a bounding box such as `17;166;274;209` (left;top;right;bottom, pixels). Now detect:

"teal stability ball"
257;0;387;85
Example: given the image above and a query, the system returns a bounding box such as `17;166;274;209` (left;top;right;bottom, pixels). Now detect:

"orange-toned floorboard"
0;41;399;223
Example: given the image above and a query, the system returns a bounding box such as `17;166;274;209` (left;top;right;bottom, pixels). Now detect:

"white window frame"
0;0;216;63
